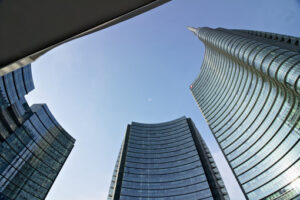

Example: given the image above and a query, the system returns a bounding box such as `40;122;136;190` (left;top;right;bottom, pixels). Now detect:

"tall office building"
107;116;229;200
0;65;75;199
189;27;300;200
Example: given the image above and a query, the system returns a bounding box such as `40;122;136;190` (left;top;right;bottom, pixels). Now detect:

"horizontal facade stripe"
125;155;200;169
125;154;199;165
127;139;194;151
130;123;189;135
124;166;202;176
128;136;193;148
130;120;187;131
127;143;195;155
124;159;200;170
123;168;204;183
131;117;187;127
128;132;191;146
129;128;190;137
127;141;195;154
122;180;208;190
126;148;197;159
129;127;190;139
129;130;190;140
120;187;211;199
120;185;210;197
122;174;207;185
125;152;198;164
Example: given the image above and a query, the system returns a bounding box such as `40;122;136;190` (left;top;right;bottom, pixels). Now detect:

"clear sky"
26;0;300;199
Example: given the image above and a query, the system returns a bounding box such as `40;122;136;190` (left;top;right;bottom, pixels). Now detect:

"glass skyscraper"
0;64;75;199
189;27;300;200
107;116;229;200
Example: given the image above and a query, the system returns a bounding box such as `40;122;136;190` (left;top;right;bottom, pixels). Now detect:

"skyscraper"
189;27;300;200
108;116;229;200
0;64;75;199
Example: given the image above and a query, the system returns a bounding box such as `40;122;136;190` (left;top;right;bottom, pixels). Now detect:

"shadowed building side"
0;65;75;200
189;27;300;200
108;116;229;200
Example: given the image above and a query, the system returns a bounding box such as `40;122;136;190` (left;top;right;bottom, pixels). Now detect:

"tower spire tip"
187;26;198;36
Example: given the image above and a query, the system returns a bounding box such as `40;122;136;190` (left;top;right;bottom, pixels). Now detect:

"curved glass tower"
0;64;75;199
189;27;300;200
108;117;229;200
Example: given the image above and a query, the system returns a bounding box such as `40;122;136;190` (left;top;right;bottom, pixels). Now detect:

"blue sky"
26;0;300;199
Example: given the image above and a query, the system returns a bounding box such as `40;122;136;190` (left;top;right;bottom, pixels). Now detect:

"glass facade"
189;27;300;200
108;117;229;200
0;65;34;107
0;64;75;200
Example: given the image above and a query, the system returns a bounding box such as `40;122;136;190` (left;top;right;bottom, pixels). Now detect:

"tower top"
187;26;198;35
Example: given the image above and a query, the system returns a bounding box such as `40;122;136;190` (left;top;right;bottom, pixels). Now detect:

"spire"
187;26;198;36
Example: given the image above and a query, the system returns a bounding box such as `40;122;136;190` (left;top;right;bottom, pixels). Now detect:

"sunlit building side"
189;27;300;200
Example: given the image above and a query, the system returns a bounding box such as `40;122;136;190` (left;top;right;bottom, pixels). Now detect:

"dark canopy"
0;0;170;74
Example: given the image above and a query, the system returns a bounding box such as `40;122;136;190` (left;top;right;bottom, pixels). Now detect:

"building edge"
112;125;131;200
187;118;230;200
189;88;248;199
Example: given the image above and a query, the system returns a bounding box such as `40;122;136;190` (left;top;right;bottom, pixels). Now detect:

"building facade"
108;116;229;200
0;64;75;200
189;27;300;200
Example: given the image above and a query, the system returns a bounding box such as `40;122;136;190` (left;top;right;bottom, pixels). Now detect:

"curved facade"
189;27;300;200
108;117;229;200
0;64;75;199
0;64;34;108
